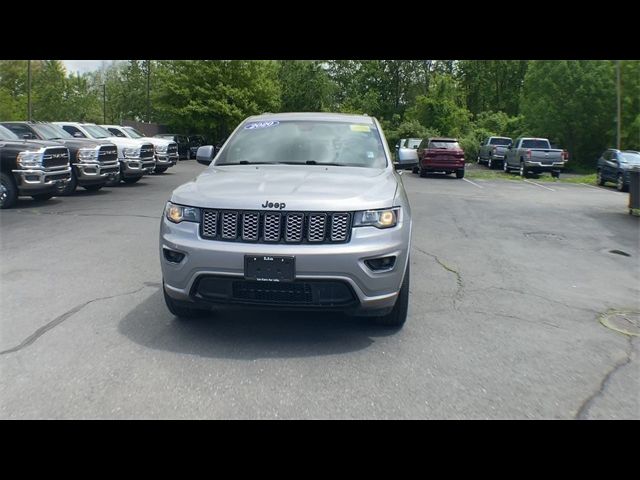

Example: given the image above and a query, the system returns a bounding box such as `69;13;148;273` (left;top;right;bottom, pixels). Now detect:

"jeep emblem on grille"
261;200;286;210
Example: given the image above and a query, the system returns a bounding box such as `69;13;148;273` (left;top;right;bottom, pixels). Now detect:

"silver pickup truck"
477;136;512;169
503;137;567;178
160;112;413;328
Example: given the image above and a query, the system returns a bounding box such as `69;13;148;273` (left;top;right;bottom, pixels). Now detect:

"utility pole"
146;60;151;123
27;60;32;121
102;84;106;124
616;60;621;150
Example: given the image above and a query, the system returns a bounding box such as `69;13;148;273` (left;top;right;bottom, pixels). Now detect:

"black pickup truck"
0;125;71;209
1;122;119;195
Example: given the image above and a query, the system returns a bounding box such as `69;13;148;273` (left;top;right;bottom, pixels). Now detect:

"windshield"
124;127;145;139
0;125;20;140
215;120;388;168
620;152;640;165
33;123;73;140
490;138;511;146
83;124;112;139
428;140;460;149
521;139;551;149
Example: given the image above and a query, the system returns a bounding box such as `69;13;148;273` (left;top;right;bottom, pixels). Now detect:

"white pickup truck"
102;125;178;174
54;122;156;184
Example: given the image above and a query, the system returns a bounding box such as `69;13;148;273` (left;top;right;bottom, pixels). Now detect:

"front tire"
503;159;510;173
123;176;141;184
60;170;78;196
155;167;168;174
617;174;628;192
0;172;18;209
488;157;493;169
83;184;104;192
373;263;409;328
597;170;605;186
519;161;528;178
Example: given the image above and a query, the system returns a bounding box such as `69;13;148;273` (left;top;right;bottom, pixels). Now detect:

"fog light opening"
365;256;396;272
163;248;185;264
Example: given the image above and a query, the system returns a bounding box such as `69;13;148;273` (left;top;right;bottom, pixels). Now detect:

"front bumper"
160;216;411;312
524;161;565;172
156;153;178;167
12;166;72;193
74;161;120;185
120;157;156;178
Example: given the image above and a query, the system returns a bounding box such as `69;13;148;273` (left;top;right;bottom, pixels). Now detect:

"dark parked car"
0;125;71;209
188;135;206;159
155;134;189;159
597;149;640;192
2;121;119;195
414;137;465;179
477;136;512;169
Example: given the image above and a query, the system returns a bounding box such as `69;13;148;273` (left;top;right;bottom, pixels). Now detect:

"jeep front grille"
200;210;351;244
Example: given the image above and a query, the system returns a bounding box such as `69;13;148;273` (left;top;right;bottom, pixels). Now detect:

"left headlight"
165;202;201;224
123;147;140;158
353;207;400;229
77;148;99;162
17;150;44;168
155;144;168;153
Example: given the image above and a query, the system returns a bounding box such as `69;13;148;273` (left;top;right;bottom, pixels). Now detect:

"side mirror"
196;145;215;165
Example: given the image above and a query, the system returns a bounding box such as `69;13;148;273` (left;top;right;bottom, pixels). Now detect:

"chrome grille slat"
242;212;259;241
98;145;118;163
285;213;304;242
42;147;69;168
263;213;281;242
307;214;326;242
330;213;350;242
200;210;350;243
221;212;238;239
140;143;155;160
202;210;218;238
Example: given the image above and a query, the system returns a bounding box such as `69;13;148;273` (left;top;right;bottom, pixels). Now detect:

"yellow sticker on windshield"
350;124;371;132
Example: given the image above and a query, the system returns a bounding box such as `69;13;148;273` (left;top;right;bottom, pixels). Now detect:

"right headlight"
77;148;99;162
17;150;44;168
165;202;201;224
155;144;168;153
123;147;140;158
353;207;400;229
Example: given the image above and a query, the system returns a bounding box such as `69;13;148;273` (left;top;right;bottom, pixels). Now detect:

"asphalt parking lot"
1;161;638;419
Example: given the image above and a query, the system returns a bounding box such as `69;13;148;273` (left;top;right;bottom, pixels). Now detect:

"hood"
171;165;399;211
0;139;62;150
53;138;116;149
101;136;149;148
140;137;172;147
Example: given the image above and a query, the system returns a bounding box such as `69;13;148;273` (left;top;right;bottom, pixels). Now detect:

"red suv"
414;137;465;179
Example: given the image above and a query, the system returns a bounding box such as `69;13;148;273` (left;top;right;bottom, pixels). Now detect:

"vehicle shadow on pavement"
118;289;399;360
10;198;65;209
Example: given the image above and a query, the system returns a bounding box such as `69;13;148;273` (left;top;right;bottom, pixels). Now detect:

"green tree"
521;60;616;167
278;61;334;112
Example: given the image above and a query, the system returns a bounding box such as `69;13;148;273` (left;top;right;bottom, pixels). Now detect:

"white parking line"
462;178;484;189
579;183;621;194
523;179;555;191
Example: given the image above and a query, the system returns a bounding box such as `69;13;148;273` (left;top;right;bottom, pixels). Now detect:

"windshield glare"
215;120;387;168
620;152;640;164
34;124;73;140
0;125;20;140
490;138;511;146
83;124;112;138
124;127;144;138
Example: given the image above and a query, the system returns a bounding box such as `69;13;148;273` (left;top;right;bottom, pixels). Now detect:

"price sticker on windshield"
350;124;371;132
244;121;280;130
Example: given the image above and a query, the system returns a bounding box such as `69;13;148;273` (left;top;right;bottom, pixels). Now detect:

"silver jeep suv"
160;112;412;327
